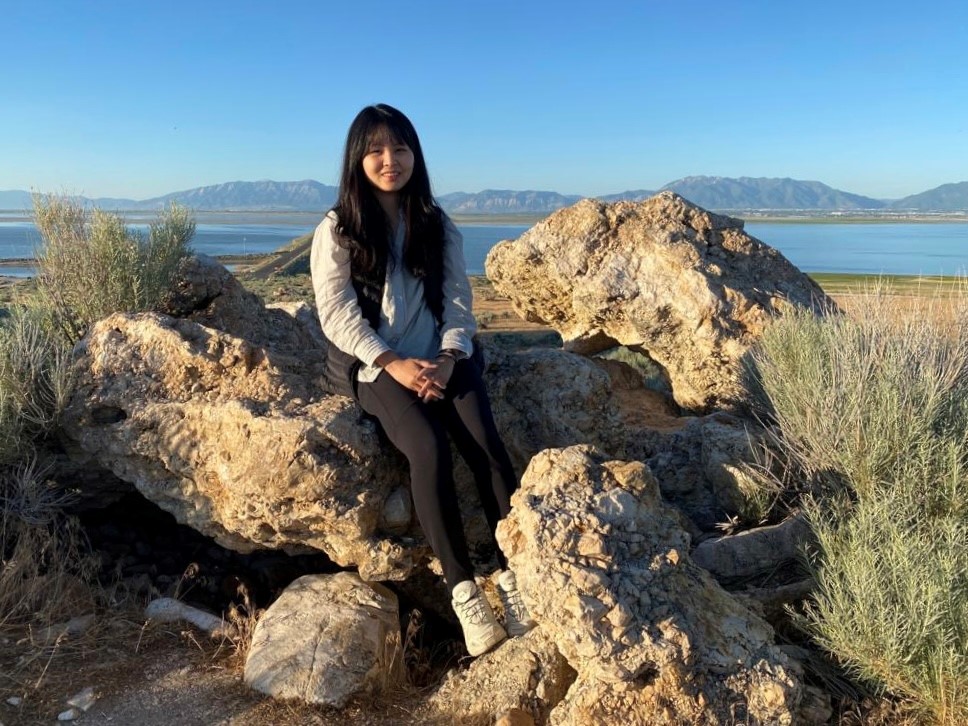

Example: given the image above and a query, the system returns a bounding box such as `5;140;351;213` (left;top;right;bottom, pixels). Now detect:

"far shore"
3;209;967;227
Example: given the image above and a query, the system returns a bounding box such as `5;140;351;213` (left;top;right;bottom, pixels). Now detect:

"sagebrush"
0;306;74;465
747;287;968;725
33;194;194;343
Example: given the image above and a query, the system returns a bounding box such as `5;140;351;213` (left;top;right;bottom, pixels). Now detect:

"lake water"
2;215;967;278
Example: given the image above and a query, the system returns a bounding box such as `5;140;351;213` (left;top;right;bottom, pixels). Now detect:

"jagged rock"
61;310;413;580
496;446;807;725
430;627;575;724
486;192;834;412
625;410;767;530
60;257;625;583
244;573;403;708
484;346;624;475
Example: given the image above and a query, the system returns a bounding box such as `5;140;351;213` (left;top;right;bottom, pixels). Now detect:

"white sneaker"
452;580;507;656
497;570;536;637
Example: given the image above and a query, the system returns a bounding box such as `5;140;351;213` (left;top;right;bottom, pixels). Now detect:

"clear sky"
2;0;966;200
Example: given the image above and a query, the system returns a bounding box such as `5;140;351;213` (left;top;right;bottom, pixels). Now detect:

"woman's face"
361;129;414;195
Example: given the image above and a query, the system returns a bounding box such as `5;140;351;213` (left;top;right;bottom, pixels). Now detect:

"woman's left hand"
417;356;455;402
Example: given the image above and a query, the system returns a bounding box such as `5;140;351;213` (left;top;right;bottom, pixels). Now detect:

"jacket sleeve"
438;214;477;355
309;213;391;365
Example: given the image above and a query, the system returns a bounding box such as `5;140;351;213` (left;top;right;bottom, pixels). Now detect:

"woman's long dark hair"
332;104;445;281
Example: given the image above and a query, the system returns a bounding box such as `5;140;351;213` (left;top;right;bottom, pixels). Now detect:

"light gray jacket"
309;211;476;383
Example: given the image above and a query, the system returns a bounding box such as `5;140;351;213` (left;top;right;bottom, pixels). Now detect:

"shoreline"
2;254;965;286
4;211;967;226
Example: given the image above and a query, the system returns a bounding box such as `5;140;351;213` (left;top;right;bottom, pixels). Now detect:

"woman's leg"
442;360;518;568
357;373;474;593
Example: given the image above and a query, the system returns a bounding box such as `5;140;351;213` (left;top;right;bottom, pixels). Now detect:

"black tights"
357;359;517;595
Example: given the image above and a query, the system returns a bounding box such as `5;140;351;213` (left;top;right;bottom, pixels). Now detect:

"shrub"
747;287;968;724
748;291;968;500
33;195;195;343
0;306;74;465
0;459;97;635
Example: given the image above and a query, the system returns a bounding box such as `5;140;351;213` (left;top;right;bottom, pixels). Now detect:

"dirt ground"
0;622;461;725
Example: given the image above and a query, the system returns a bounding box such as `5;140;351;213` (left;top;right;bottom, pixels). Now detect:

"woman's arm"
310;213;443;398
438;214;477;356
309;213;392;365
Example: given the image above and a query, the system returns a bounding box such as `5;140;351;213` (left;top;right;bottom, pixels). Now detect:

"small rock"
57;707;80;721
5;696;21;706
34;613;97;644
145;597;236;638
380;487;412;534
66;686;97;712
245;572;403;708
495;708;536;726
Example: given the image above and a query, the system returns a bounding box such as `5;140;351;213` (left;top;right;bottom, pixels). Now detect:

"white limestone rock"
486;192;834;412
497;446;807;725
244;573;403;708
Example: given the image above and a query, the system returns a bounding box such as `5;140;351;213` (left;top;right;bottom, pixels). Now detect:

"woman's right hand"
378;353;444;400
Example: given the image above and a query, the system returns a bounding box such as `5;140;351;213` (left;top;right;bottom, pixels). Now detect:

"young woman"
310;103;534;656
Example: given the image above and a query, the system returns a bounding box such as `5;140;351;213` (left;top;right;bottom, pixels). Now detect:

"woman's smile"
362;137;414;194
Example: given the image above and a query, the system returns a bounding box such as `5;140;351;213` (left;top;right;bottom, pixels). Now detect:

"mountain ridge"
3;177;967;213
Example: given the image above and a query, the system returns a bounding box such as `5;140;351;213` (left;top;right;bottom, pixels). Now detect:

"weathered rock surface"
145;598;234;639
497;446;806;725
625;410;766;530
692;515;812;583
430;627;575;724
244;573;403;708
60;256;625;582
61;310;411;580
486;192;833;411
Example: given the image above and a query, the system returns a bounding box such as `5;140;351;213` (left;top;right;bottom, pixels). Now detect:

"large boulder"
244;573;403;707
485;192;833;412
496;446;807;725
59;256;625;582
61;310;410;580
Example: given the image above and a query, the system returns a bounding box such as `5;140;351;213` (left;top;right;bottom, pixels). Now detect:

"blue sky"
2;0;966;200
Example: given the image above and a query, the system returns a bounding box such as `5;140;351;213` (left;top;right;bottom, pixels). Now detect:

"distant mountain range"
2;176;967;213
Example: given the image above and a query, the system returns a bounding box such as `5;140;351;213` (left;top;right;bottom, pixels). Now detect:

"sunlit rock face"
486;191;833;412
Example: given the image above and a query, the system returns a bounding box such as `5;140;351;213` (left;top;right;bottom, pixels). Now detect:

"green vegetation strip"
809;272;967;295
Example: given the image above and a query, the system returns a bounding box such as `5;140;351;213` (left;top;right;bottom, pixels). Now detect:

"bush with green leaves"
747;289;968;724
33;194;195;343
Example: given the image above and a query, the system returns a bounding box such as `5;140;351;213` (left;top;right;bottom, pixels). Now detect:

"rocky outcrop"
60;256;624;581
497;446;807;725
430;626;575;724
485;192;833;412
61;310;410;580
625;410;766;530
244;573;403;707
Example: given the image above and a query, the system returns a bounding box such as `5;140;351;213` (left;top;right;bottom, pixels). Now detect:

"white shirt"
310;211;476;383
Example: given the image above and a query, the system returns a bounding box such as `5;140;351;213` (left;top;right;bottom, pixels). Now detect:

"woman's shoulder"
317;209;339;228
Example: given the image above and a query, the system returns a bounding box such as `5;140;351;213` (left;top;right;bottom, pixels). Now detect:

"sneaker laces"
503;586;529;621
455;592;490;625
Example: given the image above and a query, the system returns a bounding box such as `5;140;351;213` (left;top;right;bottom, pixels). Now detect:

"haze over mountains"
2;177;968;213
